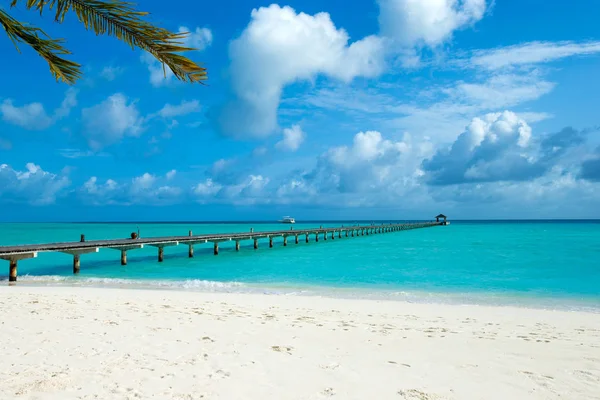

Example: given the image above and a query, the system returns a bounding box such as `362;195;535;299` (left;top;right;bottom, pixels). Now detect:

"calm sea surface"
1;221;599;310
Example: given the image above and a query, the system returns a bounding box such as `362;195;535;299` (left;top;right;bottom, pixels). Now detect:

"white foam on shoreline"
9;274;600;313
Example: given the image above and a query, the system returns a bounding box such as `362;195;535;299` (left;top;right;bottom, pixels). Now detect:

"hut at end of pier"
435;214;449;225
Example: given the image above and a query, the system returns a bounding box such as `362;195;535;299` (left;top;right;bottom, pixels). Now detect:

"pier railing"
0;221;444;282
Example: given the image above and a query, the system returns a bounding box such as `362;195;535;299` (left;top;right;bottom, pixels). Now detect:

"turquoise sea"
1;221;599;311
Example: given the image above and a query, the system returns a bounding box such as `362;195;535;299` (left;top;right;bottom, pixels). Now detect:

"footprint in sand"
320;362;340;370
519;371;555;389
397;389;442;399
272;345;293;355
573;370;600;383
208;369;230;379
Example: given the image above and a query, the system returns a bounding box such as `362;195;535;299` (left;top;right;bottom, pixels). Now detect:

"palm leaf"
0;9;81;83
9;0;207;84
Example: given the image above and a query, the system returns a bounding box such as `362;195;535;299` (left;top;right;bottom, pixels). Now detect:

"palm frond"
0;9;81;83
10;0;207;84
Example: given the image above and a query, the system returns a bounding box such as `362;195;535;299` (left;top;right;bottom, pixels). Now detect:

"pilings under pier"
148;242;178;262
0;252;37;282
0;221;447;282
108;244;144;266
61;248;99;274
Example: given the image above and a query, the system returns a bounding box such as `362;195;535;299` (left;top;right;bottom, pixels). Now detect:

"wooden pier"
0;221;446;282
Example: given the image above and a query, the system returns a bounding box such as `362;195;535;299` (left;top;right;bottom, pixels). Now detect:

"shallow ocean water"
1;221;599;310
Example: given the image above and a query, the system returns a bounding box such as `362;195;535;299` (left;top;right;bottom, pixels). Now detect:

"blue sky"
1;0;600;221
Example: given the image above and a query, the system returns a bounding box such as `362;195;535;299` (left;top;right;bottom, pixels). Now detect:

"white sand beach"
1;286;599;400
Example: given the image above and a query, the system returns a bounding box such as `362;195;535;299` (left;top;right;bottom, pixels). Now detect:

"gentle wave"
11;275;600;312
17;275;246;291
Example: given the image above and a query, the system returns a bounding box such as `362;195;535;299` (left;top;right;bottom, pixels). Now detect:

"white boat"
280;216;296;224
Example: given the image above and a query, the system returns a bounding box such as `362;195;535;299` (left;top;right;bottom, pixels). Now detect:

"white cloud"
216;4;386;138
81;93;144;149
131;173;156;193
59;149;109;159
378;0;487;47
1;89;77;130
82;177;119;204
165;169;177;180
0;163;70;205
81;173;181;205
192;173;271;205
296;130;420;195
422;111;544;184
100;66;124;81
158;100;200;118
142;26;213;87
193;178;222;197
276;125;305;152
469;41;600;70
180;26;213;51
444;73;556;109
0;100;52;130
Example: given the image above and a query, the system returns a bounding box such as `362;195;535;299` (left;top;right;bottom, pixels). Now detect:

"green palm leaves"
1;0;207;84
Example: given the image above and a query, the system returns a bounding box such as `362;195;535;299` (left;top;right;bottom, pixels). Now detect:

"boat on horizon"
280;216;296;224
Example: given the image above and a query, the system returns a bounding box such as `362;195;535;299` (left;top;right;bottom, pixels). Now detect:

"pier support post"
331;231;335;240
283;236;288;246
254;238;258;249
323;232;327;241
121;250;127;265
269;237;273;248
315;233;319;242
236;241;240;251
295;235;299;244
339;231;342;238
0;252;38;283
73;254;81;274
306;234;309;243
146;242;177;263
214;242;219;255
61;248;99;274
188;245;194;258
9;260;17;282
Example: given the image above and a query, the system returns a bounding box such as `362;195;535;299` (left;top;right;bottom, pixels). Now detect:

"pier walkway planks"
0;222;444;282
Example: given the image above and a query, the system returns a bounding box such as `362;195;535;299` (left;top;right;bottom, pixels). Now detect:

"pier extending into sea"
0;220;448;282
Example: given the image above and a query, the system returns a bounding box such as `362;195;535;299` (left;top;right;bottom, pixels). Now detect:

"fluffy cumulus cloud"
193;175;270;204
420;111;593;185
275;125;305;152
80;170;181;205
81;93;144;149
142;26;213;87
270;130;431;208
0;89;77;130
0;163;70;205
378;0;487;47
304;130;412;193
214;4;386;138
